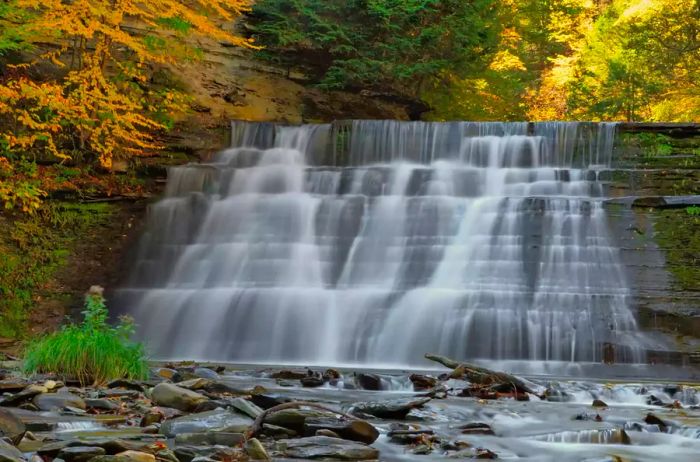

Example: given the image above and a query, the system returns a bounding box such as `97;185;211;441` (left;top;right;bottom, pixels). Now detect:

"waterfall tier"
117;121;647;367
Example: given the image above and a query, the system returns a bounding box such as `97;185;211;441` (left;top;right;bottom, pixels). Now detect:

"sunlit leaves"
0;0;253;211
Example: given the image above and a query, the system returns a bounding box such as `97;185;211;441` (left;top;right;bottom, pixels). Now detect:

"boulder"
160;410;253;437
57;446;106;462
228;398;263;419
115;452;155;462
176;379;212;391
245;438;269;461
303;418;379;444
89;457;130;462
300;376;324;388
591;399;608;408
85;399;120;411
0;439;23;462
354;374;382;391
174;432;245;446
409;374;437;391
250;393;293;410
274;436;379;460
1;384;47;407
174;446;242;462
265;408;336;433
100;389;140;399
644;413;668;432
351;397;431;419
155;450;178;462
459;423;495;435
0;408;25;445
107;380;146;392
0;380;28;394
33;391;86;411
193;368;219;380
270;370;307;380
154;368;178;381
151;383;208;412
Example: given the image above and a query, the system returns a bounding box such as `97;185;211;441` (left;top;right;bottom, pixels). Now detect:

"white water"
117;121;650;367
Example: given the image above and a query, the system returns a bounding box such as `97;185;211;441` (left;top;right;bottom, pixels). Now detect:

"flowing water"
117;121;654;367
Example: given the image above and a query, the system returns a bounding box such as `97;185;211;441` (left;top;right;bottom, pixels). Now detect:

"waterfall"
116;120;646;366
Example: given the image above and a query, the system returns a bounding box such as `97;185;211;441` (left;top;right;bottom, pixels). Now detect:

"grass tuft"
23;286;148;385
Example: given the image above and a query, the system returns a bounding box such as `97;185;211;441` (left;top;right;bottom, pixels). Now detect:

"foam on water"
116;120;653;367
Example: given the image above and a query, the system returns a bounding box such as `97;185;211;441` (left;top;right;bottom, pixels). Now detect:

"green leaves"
0;1;34;56
157;16;193;34
248;0;499;97
24;288;148;385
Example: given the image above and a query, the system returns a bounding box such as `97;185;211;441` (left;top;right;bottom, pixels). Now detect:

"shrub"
23;286;148;385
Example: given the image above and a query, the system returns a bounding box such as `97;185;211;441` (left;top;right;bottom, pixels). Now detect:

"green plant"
23;286;148;385
687;205;700;216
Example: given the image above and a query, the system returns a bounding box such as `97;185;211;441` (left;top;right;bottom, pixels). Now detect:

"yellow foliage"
1;0;254;175
489;50;526;72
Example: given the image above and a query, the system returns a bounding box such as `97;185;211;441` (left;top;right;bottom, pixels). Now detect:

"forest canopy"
0;0;698;213
249;0;700;122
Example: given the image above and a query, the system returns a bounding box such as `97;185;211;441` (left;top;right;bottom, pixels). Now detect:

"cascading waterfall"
116;120;647;366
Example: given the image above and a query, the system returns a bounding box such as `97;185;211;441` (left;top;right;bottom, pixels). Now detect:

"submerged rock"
350;397;431;419
151;383;208;412
274;436;379;460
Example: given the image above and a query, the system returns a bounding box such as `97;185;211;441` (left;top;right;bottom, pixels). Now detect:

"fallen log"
424;353;539;396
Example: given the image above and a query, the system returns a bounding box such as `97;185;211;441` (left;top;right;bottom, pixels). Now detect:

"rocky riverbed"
0;363;699;461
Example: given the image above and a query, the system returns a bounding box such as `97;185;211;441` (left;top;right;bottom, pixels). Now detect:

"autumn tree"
0;0;253;211
530;0;699;122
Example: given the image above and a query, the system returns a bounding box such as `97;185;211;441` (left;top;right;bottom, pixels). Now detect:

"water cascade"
117;121;648;367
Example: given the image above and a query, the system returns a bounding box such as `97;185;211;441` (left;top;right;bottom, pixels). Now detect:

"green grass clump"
23;287;148;385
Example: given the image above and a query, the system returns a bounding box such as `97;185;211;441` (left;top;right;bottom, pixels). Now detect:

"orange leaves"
1;0;252;182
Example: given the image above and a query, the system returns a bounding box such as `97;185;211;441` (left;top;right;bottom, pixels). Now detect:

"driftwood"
424;353;538;396
247;401;359;439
